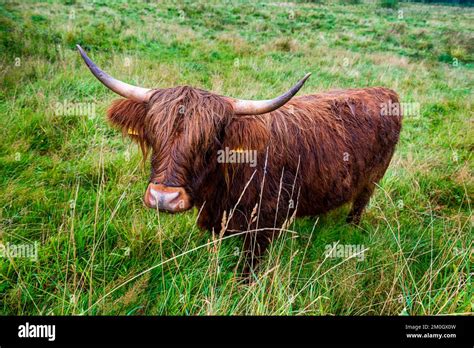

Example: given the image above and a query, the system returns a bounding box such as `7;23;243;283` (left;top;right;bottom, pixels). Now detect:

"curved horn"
230;73;311;115
76;45;153;103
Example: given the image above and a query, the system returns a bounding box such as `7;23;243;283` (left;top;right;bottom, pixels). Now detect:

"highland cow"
77;45;402;275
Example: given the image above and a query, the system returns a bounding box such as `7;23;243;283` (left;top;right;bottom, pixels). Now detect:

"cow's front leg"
240;230;276;280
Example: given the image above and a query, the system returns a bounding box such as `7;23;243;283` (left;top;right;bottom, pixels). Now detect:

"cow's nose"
144;183;192;212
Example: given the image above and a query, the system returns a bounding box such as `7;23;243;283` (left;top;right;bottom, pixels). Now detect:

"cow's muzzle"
144;183;192;213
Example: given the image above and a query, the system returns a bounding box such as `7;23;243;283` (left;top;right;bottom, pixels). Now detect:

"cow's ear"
107;99;147;137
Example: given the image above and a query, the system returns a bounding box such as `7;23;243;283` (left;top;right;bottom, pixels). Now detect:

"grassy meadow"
0;0;472;315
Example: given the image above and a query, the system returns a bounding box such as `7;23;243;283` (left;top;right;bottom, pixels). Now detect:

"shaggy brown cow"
77;45;402;274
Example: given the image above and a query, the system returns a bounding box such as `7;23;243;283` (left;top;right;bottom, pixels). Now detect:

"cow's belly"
296;172;354;216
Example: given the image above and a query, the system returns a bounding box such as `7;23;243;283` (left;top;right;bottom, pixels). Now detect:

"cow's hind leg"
347;183;375;225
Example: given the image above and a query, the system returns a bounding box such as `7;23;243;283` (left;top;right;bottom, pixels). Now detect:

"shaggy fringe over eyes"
107;99;150;161
106;88;234;172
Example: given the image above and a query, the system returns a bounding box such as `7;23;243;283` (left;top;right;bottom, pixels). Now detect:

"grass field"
0;0;472;315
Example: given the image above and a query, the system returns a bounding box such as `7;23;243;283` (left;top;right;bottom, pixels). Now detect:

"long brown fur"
107;85;402;274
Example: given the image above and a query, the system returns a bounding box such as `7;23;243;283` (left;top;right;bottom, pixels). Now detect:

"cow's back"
269;87;402;216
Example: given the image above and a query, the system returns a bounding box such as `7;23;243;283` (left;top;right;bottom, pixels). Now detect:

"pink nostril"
148;191;157;207
145;183;191;212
